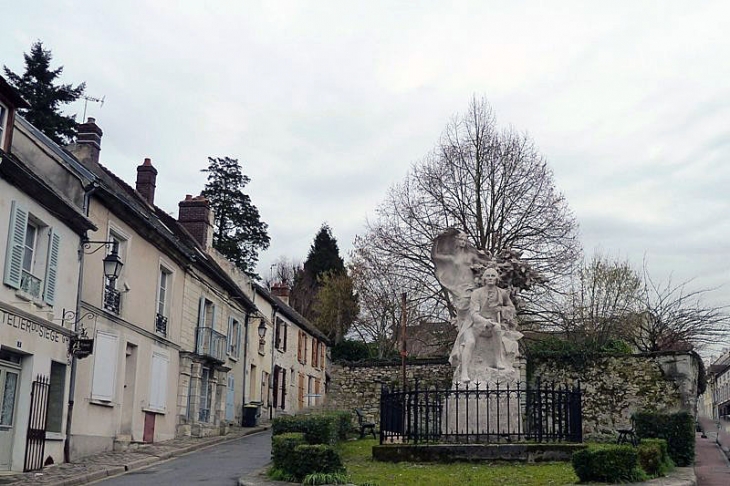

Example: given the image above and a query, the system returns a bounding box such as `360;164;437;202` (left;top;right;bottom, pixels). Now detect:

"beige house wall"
71;199;185;459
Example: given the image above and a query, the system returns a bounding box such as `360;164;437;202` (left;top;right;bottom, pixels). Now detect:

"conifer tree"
201;156;270;277
290;224;346;320
3;41;85;144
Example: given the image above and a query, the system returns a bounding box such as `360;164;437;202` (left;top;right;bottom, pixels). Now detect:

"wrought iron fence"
20;270;42;298
380;379;582;445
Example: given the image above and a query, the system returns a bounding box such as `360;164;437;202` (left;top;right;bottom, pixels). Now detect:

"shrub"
302;471;350;485
572;444;643;483
289;444;345;481
272;432;307;472
633;411;695;466
637;439;670;476
272;413;339;445
331;339;372;362
330;410;354;440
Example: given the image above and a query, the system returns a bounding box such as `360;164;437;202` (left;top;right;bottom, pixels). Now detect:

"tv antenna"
81;95;105;120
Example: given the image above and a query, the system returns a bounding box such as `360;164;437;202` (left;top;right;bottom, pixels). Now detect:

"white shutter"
43;229;61;305
91;331;118;401
4;201;27;289
148;352;169;412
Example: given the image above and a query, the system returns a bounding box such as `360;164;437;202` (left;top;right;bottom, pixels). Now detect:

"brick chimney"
178;195;214;250
66;117;103;165
271;282;290;306
136;158;158;205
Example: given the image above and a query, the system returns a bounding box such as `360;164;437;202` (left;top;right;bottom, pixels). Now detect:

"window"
199;366;212;422
3;201;60;304
155;267;171;336
148;351;169;412
91;330;118;401
227;317;241;358
311;339;317;367
249;364;258;401
320;343;325;369
272;365;287;410
275;317;287;351
297;331;307;365
47;361;66;433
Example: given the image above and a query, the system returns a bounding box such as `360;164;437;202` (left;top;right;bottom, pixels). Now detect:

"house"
0;76;95;471
708;348;730;419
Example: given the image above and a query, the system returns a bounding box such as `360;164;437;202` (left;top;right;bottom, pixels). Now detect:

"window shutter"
148;352;169;411
211;304;217;329
43;229;61;305
4;201;27;289
236;318;242;358
283;323;288;351
227;316;234;354
91;331;118;401
196;297;205;354
281;369;287;409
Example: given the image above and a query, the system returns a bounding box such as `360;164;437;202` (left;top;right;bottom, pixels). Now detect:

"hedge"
272;414;339;445
572;445;641;483
633;411;695;466
289;444;345;480
272;432;307;472
637;438;671;476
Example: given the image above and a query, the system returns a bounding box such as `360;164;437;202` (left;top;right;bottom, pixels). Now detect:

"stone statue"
432;229;523;385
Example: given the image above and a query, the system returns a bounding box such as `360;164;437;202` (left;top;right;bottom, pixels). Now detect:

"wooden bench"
354;409;376;439
616;417;638;447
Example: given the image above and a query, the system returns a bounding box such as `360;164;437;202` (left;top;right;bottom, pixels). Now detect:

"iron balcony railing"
195;327;226;363
379;379;582;445
103;285;121;314
20;270;42;298
155;313;168;336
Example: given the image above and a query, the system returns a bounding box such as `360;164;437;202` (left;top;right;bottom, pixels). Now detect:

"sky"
2;1;729;354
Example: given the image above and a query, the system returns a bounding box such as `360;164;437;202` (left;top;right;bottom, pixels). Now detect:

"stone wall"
326;352;699;441
532;352;700;440
326;359;453;423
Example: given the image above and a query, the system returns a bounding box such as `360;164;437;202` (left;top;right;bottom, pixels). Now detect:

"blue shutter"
236;318;242;358
43;229;61;305
3;201;27;289
227;316;234;355
196;296;205;354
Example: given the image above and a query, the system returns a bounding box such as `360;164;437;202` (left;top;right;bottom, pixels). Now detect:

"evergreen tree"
201;156;270;277
3;41;86;144
290;224;346;320
313;271;359;344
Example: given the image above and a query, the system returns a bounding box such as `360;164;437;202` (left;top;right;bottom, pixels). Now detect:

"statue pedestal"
442;391;522;441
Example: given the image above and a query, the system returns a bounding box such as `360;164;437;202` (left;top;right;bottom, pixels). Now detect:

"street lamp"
102;242;123;281
258;320;267;340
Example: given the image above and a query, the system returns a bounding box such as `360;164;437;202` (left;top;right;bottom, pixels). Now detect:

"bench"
616;417;638;447
354;409;376;439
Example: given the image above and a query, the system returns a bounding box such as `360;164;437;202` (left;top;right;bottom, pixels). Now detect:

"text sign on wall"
0;307;70;346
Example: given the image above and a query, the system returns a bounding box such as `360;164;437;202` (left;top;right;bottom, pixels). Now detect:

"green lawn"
339;439;579;486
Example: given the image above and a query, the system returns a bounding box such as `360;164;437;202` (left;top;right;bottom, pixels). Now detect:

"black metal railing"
24;375;50;472
103;285;121;314
195;327;226;362
155;313;168;336
379;379;582;445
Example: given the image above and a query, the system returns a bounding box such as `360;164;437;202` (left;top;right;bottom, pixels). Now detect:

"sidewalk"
0;425;270;486
694;418;730;486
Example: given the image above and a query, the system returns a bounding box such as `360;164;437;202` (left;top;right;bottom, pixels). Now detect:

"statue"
432;229;524;385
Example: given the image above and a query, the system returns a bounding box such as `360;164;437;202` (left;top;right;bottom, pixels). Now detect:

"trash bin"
243;403;261;427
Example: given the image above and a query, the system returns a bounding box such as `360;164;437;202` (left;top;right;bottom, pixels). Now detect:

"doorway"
0;362;21;470
121;343;137;436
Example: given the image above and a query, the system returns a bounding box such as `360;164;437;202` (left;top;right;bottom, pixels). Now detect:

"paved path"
0;426;270;486
695;419;730;486
96;429;271;486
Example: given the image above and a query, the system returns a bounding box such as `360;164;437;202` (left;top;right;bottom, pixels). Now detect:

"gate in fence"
379;378;582;445
24;375;50;472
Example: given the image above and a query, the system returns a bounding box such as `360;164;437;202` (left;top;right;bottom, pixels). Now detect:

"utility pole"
400;292;407;388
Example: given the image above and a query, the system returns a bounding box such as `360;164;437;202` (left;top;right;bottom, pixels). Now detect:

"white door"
0;366;20;470
225;374;235;422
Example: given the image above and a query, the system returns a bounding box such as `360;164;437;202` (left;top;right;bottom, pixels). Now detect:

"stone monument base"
443;392;522;441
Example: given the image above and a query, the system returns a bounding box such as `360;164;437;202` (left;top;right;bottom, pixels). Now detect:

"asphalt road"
95;430;272;486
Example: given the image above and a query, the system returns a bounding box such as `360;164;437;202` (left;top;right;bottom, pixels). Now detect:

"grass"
339;439;579;486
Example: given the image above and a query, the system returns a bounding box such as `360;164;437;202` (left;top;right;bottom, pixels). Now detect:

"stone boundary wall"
326;352;699;441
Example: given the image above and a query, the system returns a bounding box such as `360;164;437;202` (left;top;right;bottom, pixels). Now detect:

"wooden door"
143;412;155;443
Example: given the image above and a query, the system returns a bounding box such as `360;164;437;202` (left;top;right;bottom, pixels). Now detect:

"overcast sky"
2;1;729;352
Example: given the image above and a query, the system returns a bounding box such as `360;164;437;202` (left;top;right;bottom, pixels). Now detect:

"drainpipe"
269;308;277;420
241;313;249;425
64;182;98;463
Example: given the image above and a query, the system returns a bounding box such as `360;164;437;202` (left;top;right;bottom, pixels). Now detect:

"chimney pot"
136;157;158;205
66;118;103;165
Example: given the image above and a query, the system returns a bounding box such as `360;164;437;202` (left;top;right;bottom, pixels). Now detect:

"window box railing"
155;313;168;336
195;327;226;363
103;285;121;314
20;270;42;298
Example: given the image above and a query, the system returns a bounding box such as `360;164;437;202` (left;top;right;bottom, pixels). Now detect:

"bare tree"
632;267;730;353
533;252;643;345
263;257;302;290
355;96;580;324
